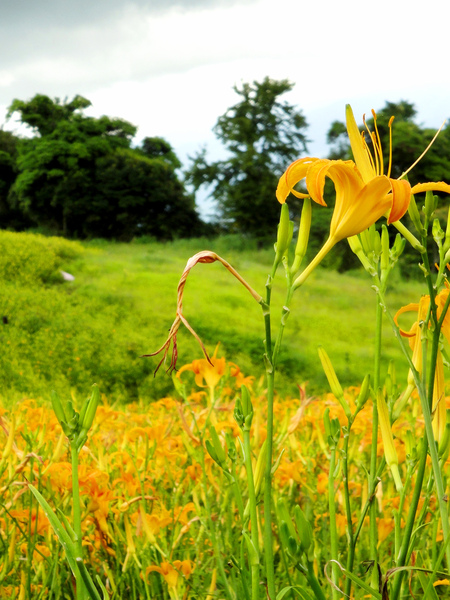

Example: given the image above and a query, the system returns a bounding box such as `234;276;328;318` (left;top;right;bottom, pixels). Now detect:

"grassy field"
0;231;423;404
2;231;447;600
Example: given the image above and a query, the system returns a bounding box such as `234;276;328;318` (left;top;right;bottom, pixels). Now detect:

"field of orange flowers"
1;349;447;599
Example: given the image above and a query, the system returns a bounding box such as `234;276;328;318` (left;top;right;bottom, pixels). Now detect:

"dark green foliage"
0;130;33;229
87;149;202;240
186;77;309;242
140;135;181;169
5;95;203;240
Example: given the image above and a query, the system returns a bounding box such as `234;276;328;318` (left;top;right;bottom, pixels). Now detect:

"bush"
0;230;84;285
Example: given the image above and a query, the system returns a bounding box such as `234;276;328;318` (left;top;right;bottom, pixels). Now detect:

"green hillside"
0;232;423;404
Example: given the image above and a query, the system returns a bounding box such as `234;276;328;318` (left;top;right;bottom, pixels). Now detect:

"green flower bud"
224;432;237;463
253;440;267;498
407;194;425;235
290;197;312;275
205;440;219;464
318;346;351;420
432;218;445;247
208;425;226;465
370;224;382;257
293;505;313;552
233;399;245;428
380;224;389;273
444;205;450;253
241;385;253;422
242;531;259;566
80;384;99;434
355;374;371;411
279;521;299;558
424;190;438;220
405;429;416;461
377;388;402;491
390;234;406;262
51;390;68;432
277;498;298;542
275;203;292;264
347;235;377;276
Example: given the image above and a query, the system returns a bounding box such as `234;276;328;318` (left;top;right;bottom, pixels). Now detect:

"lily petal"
345;104;375;184
305;159;362;209
331;175;392;241
411;181;450;196
387;178;412;224
276;157;319;203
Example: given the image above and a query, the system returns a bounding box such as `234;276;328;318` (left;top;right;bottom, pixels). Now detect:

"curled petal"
411;181;450;196
305;159;365;211
276;157;319;203
394;302;421;337
387;178;412;223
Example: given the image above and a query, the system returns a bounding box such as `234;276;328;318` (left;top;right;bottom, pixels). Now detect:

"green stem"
378;284;450;596
306;559;327;600
243;427;260;600
391;435;428;600
342;423;355;599
260;259;279;600
353;457;386;544
263;367;276;599
199;446;235;600
70;442;86;600
369;298;383;569
328;445;339;600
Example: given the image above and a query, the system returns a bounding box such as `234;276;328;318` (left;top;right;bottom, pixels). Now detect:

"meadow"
0;231;422;405
1;229;448;600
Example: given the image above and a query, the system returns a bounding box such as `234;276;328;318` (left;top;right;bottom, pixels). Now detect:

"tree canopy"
186;77;309;241
4;94;203;240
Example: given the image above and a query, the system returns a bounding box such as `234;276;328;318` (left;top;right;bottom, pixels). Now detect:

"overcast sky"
1;0;449;218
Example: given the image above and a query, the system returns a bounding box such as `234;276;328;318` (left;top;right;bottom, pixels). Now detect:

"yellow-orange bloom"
277;105;450;245
177;345;226;390
277;156;393;243
146;560;194;588
395;289;450;445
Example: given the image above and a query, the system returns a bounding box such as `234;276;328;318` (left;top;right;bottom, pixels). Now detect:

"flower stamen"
361;131;377;175
387;116;395;179
371;109;384;175
401;119;447;179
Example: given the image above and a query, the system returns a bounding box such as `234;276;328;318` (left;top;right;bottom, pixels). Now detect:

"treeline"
0;95;207;240
1;80;450;246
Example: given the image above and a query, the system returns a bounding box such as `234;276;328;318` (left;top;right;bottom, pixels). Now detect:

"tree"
91;148;202;240
186;77;309;241
0;130;33;229
140;136;181;170
6;95;203;239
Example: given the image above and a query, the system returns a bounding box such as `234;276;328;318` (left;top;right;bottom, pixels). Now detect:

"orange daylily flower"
177;345;226;390
277;105;450;248
395;289;450;445
146;559;194;588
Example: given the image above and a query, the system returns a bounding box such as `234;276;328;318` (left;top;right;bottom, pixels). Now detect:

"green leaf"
325;560;382;599
76;558;103;600
28;483;79;577
276;585;314;600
